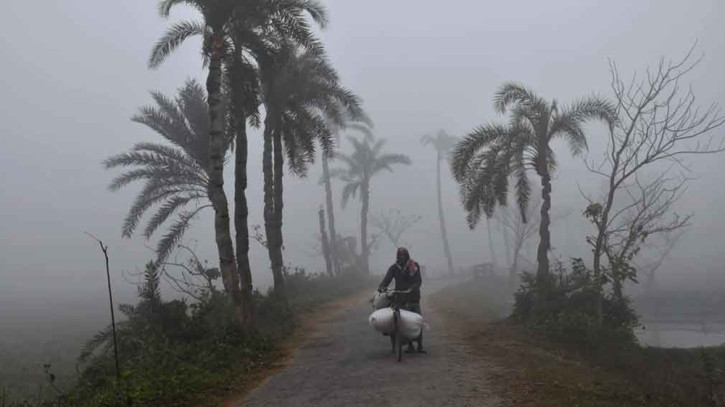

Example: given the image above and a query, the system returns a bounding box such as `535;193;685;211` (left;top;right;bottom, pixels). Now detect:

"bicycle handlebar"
381;288;412;295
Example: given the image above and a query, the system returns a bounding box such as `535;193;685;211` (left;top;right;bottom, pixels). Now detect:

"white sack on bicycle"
371;291;390;310
369;308;425;340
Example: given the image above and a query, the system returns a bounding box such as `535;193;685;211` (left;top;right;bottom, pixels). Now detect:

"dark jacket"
378;260;422;303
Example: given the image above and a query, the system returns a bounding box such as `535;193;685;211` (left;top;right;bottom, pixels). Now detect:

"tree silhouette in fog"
104;79;224;264
332;135;410;274
452;82;614;285
421;130;457;275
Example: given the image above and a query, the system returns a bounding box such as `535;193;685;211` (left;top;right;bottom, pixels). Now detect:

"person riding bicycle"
377;247;426;354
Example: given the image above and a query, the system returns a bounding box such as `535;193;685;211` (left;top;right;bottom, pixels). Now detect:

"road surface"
236;281;503;407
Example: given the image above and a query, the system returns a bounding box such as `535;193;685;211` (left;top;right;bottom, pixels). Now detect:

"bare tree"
161;244;221;302
84;233;120;382
370;209;422;249
583;46;725;321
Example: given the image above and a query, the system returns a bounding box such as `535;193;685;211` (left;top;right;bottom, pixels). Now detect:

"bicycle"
380;288;412;362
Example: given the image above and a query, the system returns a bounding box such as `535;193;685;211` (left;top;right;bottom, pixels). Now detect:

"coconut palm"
451;82;614;284
421;130;457;275
332;135;411;274
260;42;365;291
104;79;225;264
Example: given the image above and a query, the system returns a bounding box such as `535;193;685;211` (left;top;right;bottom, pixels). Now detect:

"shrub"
512;258;638;353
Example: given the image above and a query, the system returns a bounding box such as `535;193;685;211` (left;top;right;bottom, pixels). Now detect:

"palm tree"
451;82;614;284
421;130;457;275
332;135;411;274
148;0;327;328
226;0;326;321
104;79;223;264
260;42;365;292
149;0;245;326
321;121;371;276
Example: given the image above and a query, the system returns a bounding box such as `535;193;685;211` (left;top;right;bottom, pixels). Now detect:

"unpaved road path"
236;280;503;407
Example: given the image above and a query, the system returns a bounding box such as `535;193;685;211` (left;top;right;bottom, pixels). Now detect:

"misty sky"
1;0;725;306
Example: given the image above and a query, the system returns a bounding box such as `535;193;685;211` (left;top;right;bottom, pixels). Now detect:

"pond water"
636;322;725;348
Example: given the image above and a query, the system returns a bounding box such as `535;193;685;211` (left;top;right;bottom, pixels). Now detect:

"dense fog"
2;2;725;398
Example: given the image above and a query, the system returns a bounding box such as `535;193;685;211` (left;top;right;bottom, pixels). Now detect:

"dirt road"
237;281;503;407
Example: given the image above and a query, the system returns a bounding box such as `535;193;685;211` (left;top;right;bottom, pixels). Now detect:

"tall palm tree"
332;135;411;274
149;0;245;326
421;130;457;275
148;0;327;327
322;121;372;276
451;83;614;284
260;42;365;291
227;0;326;320
104;79;223;264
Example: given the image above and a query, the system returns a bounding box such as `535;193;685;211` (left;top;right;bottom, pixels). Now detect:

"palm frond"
372;153;411;174
549;113;587;156
340;181;361;209
143;195;201;239
158;0;197;17
450;124;508;183
155;205;210;264
493;82;541;114
149;20;206;69
566;96;616;127
177;79;209;142
345;122;374;140
121;181;186;238
78;324;115;363
139;261;161;306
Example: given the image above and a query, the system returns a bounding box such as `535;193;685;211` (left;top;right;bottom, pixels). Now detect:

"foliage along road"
235;280;503;407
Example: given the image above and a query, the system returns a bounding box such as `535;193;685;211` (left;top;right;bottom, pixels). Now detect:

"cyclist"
377;247;426;353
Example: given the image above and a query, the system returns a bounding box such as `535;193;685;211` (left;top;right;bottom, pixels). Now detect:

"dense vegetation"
1;264;369;407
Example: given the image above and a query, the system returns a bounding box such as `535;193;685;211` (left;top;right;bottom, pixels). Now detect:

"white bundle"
368;308;424;340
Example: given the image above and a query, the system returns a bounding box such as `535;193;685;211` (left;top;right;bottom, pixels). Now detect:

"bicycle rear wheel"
396;334;403;362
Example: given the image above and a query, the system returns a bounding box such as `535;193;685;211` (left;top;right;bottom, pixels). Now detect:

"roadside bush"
7;262;368;407
512;259;638;353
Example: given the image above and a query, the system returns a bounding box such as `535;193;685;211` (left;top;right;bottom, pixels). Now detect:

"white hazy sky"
1;0;724;305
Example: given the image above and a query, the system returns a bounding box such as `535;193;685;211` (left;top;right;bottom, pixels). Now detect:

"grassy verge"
1;271;373;407
430;278;725;407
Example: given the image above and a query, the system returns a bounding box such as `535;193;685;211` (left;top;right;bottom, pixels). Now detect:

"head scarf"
396;247;418;276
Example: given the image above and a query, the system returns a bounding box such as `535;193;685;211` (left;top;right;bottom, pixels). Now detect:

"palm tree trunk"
536;169;552;286
360;178;370;274
230;55;254;330
510;253;520;290
271;124;286;294
436;153;454;275
510;231;525;290
318;207;333;276
206;34;243;327
262;109;280;291
487;220;498;267
322;154;341;275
